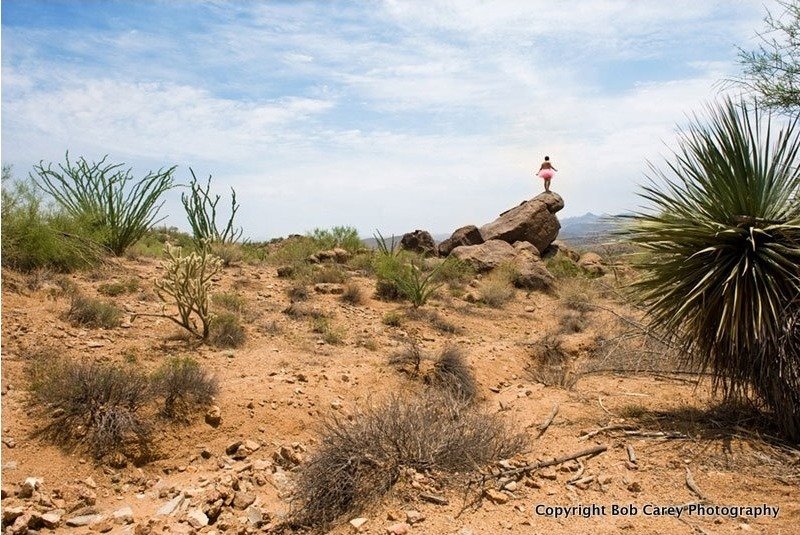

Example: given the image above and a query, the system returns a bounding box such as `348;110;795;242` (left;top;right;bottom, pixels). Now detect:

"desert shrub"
182;169;243;246
32;153;175;256
151;356;218;418
560;310;587;334
478;268;516;308
147;243;223;339
1;169;103;272
311;265;348;284
388;341;425;375
291;391;525;528
268;235;320;265
346;251;375;273
309;226;362;253
67;294;123;328
283;303;326;320
339;282;364;305
431;257;475;285
559;278;595;313
527;334;577;388
212;292;247;315
404;307;460;334
382;310;404;327
125;225;194;259
393;261;445;308
625;98;800;440
375;278;403;301
430;347;478;402
29;357;153;459
287;283;310;302
545;252;583;279
209;242;243;267
208;312;246;348
98;277;139;297
311;317;345;345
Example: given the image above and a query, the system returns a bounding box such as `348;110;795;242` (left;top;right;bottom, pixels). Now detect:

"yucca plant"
392;258;446;308
625;97;800;439
32;152;176;256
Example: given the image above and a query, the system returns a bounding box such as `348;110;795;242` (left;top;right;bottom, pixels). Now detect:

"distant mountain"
557;212;622;245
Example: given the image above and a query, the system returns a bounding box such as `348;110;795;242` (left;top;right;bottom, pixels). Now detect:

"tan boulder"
479;192;563;252
438;225;484;256
450;240;517;272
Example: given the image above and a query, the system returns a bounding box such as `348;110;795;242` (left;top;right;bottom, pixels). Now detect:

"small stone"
84;476;97;488
156;493;184;516
225;441;243;456
200;446;213;459
41;511;63;528
66;514;102;527
186;508;209;528
245;505;264;526
314;283;345;294
233;491;256;510
538;468;558;480
112;506;134;525
386;510;404;521
2;506;24;524
627;481;642;493
90;518;113;532
205;406;222;427
19;477;42;498
350;517;368;530
405;510;425;524
331;399;343;410
598;474;613;485
503;481;518;492
387;522;411;534
484;489;509;504
243;440;261;452
79;487;98;505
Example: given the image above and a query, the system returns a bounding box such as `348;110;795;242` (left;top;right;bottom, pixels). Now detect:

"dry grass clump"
29;357;153;460
290;391;526;528
382;310;404;327
311;317;345;345
560;309;587;334
212;292;247;315
375;278;403;301
312;265;348;284
405;308;461;334
208;311;246;348
97;277;140;297
430;346;478;402
477;268;516;308
151;356;218;418
287;282;310;302
283;303;327;320
67;294;123;328
559;277;596;313
389;343;477;402
527;334;578;388
339;282;364;305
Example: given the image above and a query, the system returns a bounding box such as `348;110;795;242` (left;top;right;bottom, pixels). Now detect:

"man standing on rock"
536;156;557;192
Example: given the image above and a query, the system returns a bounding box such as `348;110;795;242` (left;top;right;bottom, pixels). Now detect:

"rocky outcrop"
479;192;564;253
437;225;483;256
451;240;517;272
400;230;436;256
578;252;605;276
511;247;555;291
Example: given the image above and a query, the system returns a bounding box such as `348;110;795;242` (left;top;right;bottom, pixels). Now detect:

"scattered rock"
3;506;24;525
627;481;642;493
19;477;42;498
156;493;185;516
225;441;243;456
65;513;102;527
316;248;352;263
479;192;564;252
438;225;483;256
276;265;295;278
405;510;425;524
245;504;265;526
233;491;256;510
349;517;368;530
400;230;436;256
578;252;605;276
112;506;134;525
185;508;209;528
314;283;345;294
41;511;63;528
483;488;510;504
387;522;411;534
205;405;222;427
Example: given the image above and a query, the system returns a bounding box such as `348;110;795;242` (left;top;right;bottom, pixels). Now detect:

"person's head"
544;156;550;161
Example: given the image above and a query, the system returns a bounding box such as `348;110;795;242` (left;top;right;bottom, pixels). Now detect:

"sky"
0;0;778;240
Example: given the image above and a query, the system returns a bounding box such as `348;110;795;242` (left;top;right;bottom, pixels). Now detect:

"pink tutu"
538;169;555;180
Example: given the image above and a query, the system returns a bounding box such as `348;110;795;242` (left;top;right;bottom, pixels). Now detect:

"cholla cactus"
155;242;223;339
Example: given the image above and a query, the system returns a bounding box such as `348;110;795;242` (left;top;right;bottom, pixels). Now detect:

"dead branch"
685;467;707;501
535;403;559;439
579;423;638;440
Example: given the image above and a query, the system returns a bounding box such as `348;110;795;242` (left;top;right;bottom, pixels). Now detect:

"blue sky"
1;0;775;239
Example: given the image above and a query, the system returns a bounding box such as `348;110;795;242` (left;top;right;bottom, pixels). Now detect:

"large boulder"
400;230;436;256
438;225;484;256
578;252;605;276
512;249;555;291
479;192;564;253
450;240;517;272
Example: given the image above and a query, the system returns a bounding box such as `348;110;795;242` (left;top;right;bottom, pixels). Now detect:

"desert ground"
2;235;799;535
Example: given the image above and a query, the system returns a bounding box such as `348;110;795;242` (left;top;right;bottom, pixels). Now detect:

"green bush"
125;226;194;259
545;252;583;279
212;292;247;315
67;294;123;328
98;278;139;297
1;168;103;272
181;169;243;246
309;226;362;253
208;311;246;348
32;152;176;256
626;97;800;440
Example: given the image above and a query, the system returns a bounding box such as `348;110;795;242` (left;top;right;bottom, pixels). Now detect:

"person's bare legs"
544;179;551;192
